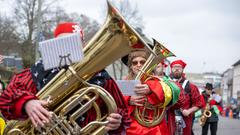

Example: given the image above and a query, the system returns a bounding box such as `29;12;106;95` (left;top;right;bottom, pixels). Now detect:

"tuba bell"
4;1;153;135
134;39;176;127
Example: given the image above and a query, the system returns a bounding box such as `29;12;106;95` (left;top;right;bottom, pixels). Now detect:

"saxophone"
199;98;212;126
4;1;152;135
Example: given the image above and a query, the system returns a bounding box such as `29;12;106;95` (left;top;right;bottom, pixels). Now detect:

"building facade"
221;68;233;105
232;60;240;101
186;72;222;94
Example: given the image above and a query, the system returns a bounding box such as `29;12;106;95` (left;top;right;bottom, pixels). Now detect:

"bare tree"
74;14;100;43
115;0;144;29
39;6;73;40
13;0;64;66
13;0;44;66
0;15;20;55
14;0;38;41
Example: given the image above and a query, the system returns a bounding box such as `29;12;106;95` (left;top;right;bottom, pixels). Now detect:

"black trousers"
202;122;218;135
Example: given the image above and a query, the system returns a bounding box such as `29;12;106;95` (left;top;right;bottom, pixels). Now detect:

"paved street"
192;116;240;135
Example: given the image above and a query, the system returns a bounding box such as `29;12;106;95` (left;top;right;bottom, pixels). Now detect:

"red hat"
170;60;187;68
54;22;84;41
160;60;168;68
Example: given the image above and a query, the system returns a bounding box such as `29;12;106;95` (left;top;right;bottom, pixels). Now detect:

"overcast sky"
1;0;240;73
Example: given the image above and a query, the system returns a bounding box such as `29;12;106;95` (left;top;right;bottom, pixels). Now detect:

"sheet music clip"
57;53;89;86
59;53;73;69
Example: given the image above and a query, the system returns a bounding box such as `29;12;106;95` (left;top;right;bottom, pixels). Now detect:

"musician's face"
131;56;146;75
171;64;183;79
155;63;165;76
206;88;212;95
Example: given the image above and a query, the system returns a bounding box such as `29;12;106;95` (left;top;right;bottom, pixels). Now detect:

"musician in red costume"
122;50;180;135
169;59;202;135
0;22;130;134
200;83;221;135
154;60;186;135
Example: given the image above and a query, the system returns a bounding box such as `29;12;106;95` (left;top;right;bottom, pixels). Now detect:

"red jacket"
125;77;170;135
168;77;202;135
167;82;186;135
0;69;130;134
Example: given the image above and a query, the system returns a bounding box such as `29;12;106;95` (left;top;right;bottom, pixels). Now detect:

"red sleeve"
189;83;202;108
124;96;131;105
209;99;217;106
103;79;131;134
0;69;38;120
13;95;37;118
209;99;223;113
145;79;165;105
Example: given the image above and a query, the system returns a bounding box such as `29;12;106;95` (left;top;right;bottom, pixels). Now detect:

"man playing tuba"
0;22;130;134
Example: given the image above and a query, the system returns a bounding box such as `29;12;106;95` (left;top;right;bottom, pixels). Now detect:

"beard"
172;71;182;79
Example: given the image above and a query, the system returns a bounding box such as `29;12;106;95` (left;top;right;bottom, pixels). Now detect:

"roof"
232;59;240;67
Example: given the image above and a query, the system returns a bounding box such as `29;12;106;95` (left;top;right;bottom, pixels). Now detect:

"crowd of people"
0;7;224;135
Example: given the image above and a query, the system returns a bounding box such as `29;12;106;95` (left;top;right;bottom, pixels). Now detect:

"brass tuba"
134;39;176;127
5;1;153;135
199;99;212;126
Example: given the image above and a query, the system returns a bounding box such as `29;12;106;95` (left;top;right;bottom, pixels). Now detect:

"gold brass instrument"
134;39;176;127
135;39;175;81
5;1;153;135
199;99;212;126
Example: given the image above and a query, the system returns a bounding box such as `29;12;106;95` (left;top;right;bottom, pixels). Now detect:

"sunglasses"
132;60;146;66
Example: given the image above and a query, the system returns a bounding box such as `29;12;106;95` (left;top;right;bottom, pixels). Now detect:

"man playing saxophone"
200;83;221;135
0;22;129;134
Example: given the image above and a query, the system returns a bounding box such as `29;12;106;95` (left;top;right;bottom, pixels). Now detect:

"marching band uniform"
155;61;186;135
167;81;186;135
125;77;174;135
0;22;130;134
201;83;221;135
169;60;202;135
122;51;180;135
